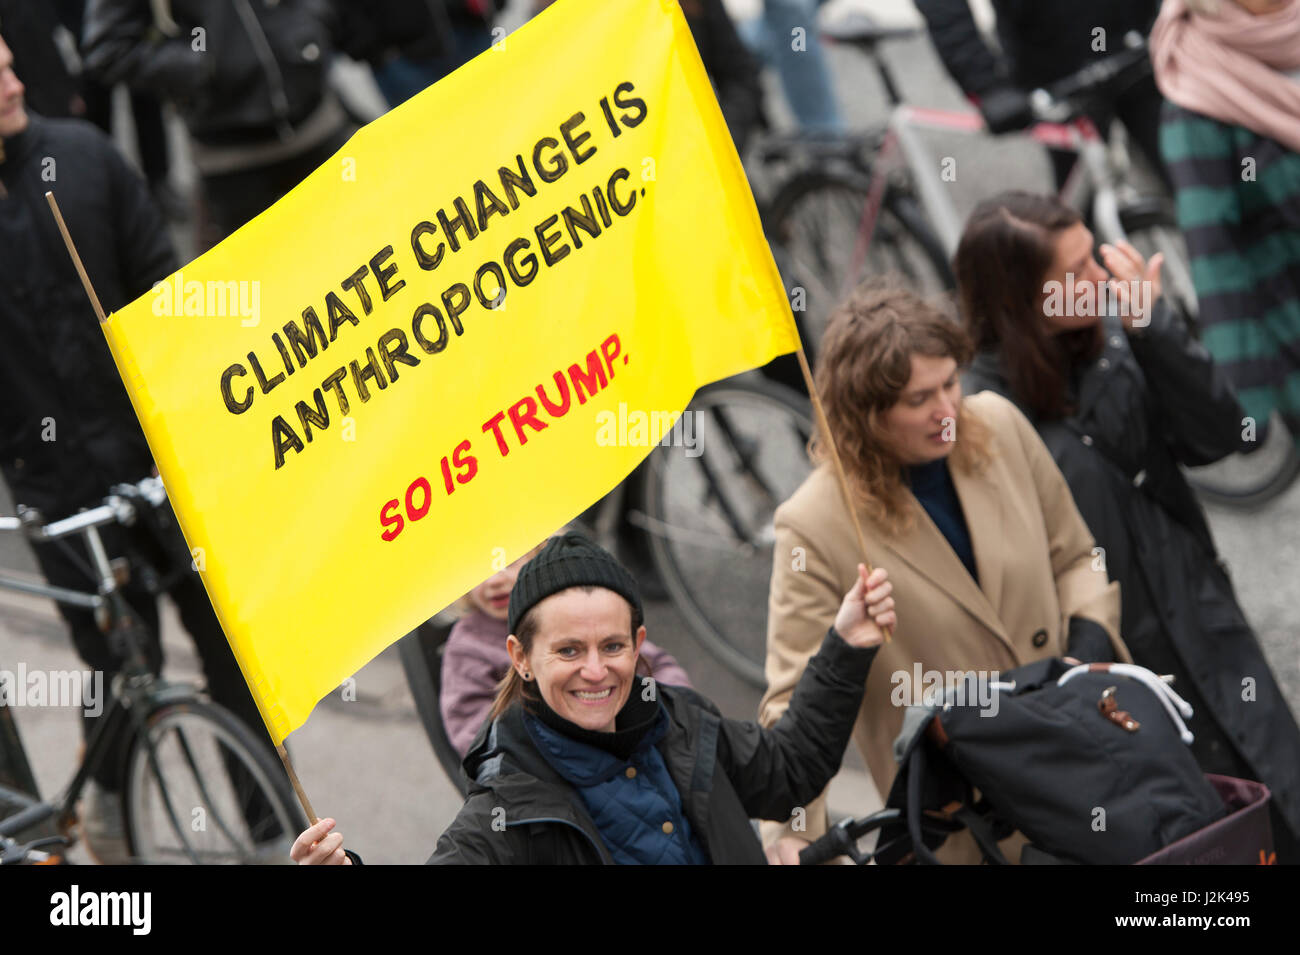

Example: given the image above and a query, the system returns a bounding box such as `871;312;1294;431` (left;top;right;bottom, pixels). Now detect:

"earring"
521;670;532;681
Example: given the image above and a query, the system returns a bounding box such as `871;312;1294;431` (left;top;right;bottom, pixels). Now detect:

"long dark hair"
954;192;1102;420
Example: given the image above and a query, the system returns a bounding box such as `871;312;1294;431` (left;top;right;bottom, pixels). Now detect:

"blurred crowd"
2;0;1298;866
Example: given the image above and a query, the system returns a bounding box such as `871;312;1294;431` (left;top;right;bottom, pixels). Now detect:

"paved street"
1;0;1297;864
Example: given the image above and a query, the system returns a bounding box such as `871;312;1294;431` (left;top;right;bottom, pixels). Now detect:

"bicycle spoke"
171;725;248;856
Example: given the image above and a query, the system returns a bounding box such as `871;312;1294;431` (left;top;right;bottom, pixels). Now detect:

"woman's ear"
506;634;527;677
633;625;647;654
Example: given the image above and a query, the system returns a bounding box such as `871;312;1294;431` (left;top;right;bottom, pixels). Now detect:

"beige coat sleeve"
1003;399;1129;661
757;502;845;846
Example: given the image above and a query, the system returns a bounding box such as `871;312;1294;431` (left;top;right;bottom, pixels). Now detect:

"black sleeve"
1125;297;1253;466
343;849;364;865
715;628;877;821
1066;616;1115;663
425;793;517;864
81;0;212;98
913;0;1007;96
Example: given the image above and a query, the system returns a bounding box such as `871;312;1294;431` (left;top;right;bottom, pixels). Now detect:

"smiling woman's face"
510;588;645;732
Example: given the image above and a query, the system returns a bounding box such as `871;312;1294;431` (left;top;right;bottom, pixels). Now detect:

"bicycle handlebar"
0;476;166;541
798;826;853;866
1029;32;1152;125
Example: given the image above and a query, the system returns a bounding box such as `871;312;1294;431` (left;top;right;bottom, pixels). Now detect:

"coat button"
625;767;637;779
1133;469;1147;487
662;821;674;834
302;43;321;61
1032;628;1048;648
1098;358;1111;370
13;458;23;470
1109;335;1123;347
1081;435;1094;446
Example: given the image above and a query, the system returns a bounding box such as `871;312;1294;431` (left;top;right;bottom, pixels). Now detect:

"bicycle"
783;16;1298;506
624;374;815;687
759;18;1197;349
0;477;306;864
746;17;955;357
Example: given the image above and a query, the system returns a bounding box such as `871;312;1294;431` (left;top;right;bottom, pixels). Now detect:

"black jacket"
964;300;1300;860
81;0;338;146
0;113;175;514
914;0;1162;95
399;630;875;864
331;0;503;65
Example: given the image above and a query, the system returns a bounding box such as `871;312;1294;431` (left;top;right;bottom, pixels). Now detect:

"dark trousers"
196;125;357;252
81;81;171;187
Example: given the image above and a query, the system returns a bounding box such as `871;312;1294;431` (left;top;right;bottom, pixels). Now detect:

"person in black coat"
292;533;894;864
0;32;284;860
81;0;356;250
956;191;1300;863
913;0;1168;188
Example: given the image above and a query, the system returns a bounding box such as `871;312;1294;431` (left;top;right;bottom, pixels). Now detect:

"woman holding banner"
292;531;896;864
759;281;1128;864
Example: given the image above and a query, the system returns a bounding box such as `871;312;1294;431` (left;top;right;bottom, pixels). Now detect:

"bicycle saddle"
820;10;920;46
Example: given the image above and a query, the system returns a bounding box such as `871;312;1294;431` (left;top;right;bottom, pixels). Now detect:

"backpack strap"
952;806;1010;865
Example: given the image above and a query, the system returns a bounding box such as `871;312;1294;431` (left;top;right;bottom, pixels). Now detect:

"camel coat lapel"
758;391;1125;861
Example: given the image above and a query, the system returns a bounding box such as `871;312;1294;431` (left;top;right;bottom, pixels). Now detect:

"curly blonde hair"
812;280;991;536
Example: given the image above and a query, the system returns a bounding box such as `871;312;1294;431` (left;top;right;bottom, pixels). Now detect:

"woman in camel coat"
760;283;1127;864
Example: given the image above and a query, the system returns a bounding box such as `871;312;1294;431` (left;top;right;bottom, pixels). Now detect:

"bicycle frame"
0;483;218;861
883;104;1130;258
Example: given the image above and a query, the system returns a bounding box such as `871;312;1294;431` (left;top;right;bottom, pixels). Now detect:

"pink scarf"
1150;0;1300;154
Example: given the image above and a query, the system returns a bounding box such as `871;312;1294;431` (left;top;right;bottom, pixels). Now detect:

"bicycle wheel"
1183;412;1300;510
767;170;953;353
1120;204;1200;332
122;697;306;864
634;377;814;687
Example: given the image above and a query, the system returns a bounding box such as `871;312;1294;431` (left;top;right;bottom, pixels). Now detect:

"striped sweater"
1159;100;1300;440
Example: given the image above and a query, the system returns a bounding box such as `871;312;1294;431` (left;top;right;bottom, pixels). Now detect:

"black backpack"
874;658;1226;865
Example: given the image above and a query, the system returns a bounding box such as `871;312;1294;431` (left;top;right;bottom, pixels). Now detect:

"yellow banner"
99;0;798;743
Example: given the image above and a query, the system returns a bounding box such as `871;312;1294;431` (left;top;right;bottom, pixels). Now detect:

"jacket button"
302;43;321;62
13;458;23;470
1133;469;1147;487
662;821;674;834
1031;629;1048;648
625;767;637;779
1109;335;1123;347
1098;358;1111;370
1081;435;1094;447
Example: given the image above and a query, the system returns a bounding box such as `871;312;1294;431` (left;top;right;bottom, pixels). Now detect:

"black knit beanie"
507;532;643;635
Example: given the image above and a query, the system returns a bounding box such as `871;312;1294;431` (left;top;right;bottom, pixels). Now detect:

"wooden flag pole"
44;192;107;324
45;189;322;827
277;745;319;825
793;346;892;642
